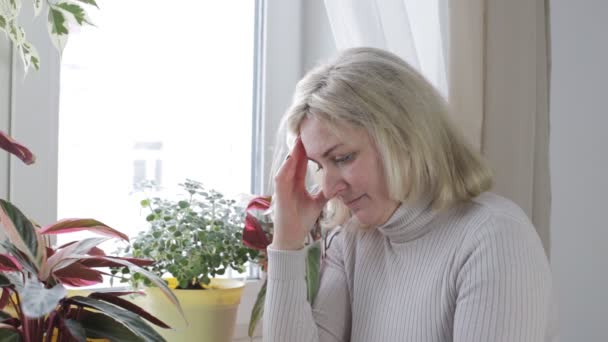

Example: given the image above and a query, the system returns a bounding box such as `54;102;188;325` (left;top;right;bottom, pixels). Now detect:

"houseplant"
0;0;98;73
0;130;185;341
113;179;260;342
242;195;326;338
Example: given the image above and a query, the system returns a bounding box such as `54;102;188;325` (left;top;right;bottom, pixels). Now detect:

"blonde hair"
271;47;492;228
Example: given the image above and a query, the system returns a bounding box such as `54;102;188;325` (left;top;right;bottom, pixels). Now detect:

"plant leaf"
40;218;129;242
54;262;105;287
0;0;20;21
0;254;22;272
79;311;147;341
0;288;11;312
68;296;164;341
69;255;185;323
248;279;266;338
0;199;44;269
305;241;321;303
41;237;109;280
63;319;86;341
0;275;10;287
0;324;21;342
55;2;91;25
0;310;12;320
79;256;154;268
47;7;68;52
33;0;42;17
87;290;144;297
18;41;40;71
243;214;270;250
88;292;170;328
19;279;66;318
0;289;10;310
0;241;38;276
75;0;99;9
0;130;35;165
0;272;23;291
6;20;24;45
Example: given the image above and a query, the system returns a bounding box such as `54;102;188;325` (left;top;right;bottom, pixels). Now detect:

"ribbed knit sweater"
264;192;558;341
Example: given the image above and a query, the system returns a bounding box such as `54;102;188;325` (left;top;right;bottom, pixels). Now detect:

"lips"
345;195;365;207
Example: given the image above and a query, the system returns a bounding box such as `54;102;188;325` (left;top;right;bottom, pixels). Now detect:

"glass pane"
57;1;255;279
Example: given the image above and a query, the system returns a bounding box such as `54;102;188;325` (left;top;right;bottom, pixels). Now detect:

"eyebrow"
307;143;343;164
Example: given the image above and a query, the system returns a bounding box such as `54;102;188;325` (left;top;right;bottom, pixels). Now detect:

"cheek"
341;158;374;191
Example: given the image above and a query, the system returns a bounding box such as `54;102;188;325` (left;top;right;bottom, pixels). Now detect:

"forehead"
299;116;369;157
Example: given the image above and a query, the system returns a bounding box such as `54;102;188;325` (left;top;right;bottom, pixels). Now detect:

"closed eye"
334;153;355;165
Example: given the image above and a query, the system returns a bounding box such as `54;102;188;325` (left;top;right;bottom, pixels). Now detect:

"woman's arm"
453;214;558;342
264;233;350;342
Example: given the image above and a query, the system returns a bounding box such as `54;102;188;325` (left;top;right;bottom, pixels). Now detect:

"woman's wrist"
269;241;305;251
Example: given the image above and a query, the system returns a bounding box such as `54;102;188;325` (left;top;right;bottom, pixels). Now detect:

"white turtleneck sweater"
263;192;558;341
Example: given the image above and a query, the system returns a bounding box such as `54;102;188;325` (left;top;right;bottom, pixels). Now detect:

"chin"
352;210;380;227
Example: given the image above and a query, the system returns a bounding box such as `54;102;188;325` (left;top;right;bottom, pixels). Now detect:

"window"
56;1;256;259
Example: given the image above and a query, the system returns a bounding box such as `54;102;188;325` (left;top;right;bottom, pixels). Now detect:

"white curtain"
324;0;448;97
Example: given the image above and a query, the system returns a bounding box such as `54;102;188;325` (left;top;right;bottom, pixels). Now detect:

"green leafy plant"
0;0;98;73
0;130;185;341
113;180;260;290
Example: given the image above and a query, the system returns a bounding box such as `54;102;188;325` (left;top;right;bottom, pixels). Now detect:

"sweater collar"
376;196;438;243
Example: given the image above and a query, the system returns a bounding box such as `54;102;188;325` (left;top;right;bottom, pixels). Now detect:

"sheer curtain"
323;0;448;97
323;0;552;255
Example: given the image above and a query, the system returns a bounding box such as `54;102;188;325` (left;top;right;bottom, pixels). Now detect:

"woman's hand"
271;137;328;251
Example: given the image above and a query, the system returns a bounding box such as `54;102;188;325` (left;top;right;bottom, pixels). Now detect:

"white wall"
550;1;608;341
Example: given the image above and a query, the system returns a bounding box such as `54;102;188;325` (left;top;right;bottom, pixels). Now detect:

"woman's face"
300;116;400;227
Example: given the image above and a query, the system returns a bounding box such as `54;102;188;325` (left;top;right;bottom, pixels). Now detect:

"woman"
265;47;558;341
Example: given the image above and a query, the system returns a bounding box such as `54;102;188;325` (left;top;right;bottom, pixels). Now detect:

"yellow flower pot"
131;278;245;342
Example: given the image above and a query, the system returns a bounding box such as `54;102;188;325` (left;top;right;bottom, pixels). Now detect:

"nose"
321;167;347;199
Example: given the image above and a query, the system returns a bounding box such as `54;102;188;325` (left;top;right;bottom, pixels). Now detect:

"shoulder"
445;192;539;243
452;192;550;280
465;192;541;245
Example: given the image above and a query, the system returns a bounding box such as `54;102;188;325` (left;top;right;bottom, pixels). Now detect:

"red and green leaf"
246;196;271;212
0;254;22;272
79;256;154;268
0;289;10;310
54;262;105;287
40;218;129;242
243;214;271;250
62;318;87;341
88;292;170;328
79;310;148;341
40;237;109;280
0;199;46;269
0;323;21;342
0;130;35;165
67;255;184;322
68;296;165;341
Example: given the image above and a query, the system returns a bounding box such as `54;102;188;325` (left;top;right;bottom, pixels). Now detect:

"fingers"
274;137;304;190
293;137;308;183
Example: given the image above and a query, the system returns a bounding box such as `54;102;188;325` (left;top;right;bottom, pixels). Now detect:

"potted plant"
113;180;260;342
0;131;185;341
